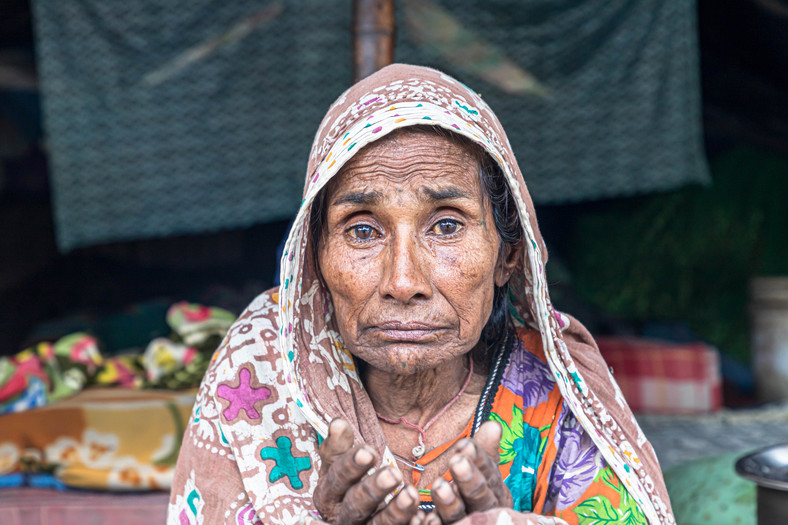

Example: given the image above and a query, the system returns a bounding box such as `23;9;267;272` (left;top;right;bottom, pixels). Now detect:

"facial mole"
401;361;407;368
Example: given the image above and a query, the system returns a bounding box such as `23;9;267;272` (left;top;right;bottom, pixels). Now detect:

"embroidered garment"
168;64;674;524
383;328;649;524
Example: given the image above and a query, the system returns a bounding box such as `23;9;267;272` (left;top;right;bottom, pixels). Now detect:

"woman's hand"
427;420;513;524
313;418;422;524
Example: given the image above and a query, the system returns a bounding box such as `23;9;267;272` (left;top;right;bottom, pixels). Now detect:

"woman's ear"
494;240;522;287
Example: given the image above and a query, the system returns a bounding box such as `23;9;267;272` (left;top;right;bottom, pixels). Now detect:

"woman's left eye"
347;224;379;241
430;219;462;236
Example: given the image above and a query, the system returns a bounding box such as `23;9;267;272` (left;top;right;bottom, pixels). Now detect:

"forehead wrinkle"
326;132;484;206
337;156;480;192
341;156;473;180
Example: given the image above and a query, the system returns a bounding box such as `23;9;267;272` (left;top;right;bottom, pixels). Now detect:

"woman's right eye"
348;224;378;241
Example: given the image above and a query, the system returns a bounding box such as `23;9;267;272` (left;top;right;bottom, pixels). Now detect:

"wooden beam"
352;0;396;82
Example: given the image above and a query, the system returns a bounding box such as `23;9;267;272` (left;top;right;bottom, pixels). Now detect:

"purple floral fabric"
501;339;556;407
543;406;606;511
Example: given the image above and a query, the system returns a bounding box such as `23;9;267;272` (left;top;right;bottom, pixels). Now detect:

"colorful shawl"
169;64;674;524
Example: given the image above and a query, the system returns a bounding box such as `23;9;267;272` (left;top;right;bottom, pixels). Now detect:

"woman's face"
318;131;515;375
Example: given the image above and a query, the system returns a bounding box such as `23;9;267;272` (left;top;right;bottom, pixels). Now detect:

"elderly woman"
169;65;673;525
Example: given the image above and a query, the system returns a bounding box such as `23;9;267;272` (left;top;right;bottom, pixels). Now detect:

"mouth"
370;321;447;342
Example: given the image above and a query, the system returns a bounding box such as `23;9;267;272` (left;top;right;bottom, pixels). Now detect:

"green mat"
664;451;756;525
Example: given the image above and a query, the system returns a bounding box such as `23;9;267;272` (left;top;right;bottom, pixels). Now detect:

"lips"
370;321;446;342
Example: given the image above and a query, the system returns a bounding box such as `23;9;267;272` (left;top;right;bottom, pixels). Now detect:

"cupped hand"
427;420;513;524
313;418;422;524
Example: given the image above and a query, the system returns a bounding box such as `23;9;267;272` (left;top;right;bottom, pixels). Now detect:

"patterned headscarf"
218;64;673;523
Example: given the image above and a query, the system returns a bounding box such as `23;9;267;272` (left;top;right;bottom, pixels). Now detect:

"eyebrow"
422;187;473;201
330;186;472;207
331;190;383;206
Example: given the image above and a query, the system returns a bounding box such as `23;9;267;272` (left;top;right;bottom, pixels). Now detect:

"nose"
379;232;432;303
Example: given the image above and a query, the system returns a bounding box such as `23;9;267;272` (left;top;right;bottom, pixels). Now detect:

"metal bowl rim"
735;443;788;491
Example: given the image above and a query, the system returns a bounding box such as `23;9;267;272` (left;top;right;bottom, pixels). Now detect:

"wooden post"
352;0;396;82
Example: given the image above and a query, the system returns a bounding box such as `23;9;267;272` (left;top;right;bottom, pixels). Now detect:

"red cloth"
597;337;722;414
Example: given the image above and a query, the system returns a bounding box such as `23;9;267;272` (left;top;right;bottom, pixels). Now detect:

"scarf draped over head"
208;64;673;524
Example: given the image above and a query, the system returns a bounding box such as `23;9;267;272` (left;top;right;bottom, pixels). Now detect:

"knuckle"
359;476;387;505
313;482;339;521
338;498;368;524
339;476;385;523
437;502;466;524
435;487;465;523
457;477;496;510
370;508;395;525
330;451;368;486
374;500;412;525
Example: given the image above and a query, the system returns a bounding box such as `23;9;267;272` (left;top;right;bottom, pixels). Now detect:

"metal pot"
735;443;788;523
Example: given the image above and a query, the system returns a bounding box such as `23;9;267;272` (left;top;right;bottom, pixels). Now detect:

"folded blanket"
0;302;235;415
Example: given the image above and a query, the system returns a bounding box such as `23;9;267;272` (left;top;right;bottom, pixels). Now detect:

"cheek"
433;240;499;331
319;239;382;322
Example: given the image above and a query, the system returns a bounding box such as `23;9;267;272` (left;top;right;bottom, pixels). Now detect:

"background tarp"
32;0;708;251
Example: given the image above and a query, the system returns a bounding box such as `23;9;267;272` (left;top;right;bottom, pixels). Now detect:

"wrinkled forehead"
319;126;489;207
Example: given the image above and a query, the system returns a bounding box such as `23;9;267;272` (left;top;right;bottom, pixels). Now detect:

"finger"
319;418;357;475
473;420;503;465
423;510;443;525
370;484;419;525
431;477;465;524
409;510;429;525
448;454;499;514
313;444;378;518
336;466;403;524
453;423;512;507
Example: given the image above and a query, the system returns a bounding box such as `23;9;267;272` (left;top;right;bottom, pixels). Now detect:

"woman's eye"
431;219;462;236
348;224;378;240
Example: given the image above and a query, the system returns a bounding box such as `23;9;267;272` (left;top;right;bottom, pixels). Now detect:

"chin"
351;341;469;375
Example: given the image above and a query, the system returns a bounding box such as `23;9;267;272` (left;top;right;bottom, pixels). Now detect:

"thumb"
318;418;355;475
474;420;503;463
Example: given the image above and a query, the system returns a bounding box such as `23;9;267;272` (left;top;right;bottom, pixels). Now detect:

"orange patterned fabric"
410;329;647;524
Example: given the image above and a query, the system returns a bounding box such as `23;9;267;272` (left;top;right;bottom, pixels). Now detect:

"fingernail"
354;447;373;466
458;438;476;457
426;514;441;525
396;488;413;509
451;456;472;481
435;479;454;503
376;468;400;489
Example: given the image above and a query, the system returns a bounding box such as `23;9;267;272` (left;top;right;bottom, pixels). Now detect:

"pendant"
412;435;426;459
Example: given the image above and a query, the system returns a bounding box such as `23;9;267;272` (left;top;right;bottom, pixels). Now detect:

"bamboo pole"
352;0;396;82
